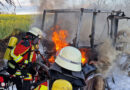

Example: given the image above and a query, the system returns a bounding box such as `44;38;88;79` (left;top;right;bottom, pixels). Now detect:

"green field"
0;14;34;40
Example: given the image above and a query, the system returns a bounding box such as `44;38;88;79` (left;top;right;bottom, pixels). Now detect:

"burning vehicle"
40;8;130;64
34;8;130;90
1;8;130;90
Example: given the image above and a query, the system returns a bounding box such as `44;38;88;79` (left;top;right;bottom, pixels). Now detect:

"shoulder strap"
20;47;31;64
27;48;31;61
21;47;31;57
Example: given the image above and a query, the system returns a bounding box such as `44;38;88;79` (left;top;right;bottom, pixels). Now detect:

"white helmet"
55;46;82;71
28;27;46;39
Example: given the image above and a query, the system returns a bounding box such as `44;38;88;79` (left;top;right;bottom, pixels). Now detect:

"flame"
49;56;55;63
52;30;68;51
80;48;89;65
49;25;88;65
49;25;68;63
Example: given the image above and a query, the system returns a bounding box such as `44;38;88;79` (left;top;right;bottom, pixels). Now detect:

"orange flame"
49;56;55;63
52;30;68;51
49;25;68;63
80;48;88;65
49;25;88;65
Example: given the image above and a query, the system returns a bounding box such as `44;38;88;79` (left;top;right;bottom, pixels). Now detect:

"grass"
0;14;34;40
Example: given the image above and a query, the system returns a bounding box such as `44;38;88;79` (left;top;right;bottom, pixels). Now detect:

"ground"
107;54;130;90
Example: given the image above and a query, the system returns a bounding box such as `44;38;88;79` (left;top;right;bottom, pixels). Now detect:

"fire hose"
35;50;50;78
36;50;50;67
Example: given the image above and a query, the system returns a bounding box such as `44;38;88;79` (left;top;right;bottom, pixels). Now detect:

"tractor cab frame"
41;8;130;50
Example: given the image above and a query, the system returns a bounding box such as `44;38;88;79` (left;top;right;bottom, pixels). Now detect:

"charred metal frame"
91;12;97;49
75;9;84;47
108;12;130;45
41;8;130;48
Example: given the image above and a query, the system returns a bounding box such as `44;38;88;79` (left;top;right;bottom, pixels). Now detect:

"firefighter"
49;46;86;90
7;27;45;90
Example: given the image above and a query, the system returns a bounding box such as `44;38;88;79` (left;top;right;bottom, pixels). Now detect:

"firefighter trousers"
12;77;31;90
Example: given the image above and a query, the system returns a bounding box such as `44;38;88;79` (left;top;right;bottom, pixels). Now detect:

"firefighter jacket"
11;40;36;64
10;39;37;80
49;63;86;90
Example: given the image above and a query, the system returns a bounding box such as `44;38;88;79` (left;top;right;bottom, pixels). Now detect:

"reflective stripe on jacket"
15;70;22;76
11;47;23;63
34;81;48;90
24;73;33;81
10;40;36;64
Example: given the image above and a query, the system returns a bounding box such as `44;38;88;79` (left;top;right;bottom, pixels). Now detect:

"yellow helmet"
52;79;72;90
28;27;46;39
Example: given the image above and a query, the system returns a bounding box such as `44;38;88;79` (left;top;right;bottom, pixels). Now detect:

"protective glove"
83;63;97;77
26;62;33;68
35;49;40;54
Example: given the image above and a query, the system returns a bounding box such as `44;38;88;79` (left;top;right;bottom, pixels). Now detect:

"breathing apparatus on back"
3;27;45;61
3;37;18;61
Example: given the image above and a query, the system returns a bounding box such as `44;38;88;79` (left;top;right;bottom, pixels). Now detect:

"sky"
0;0;89;14
0;0;126;14
0;0;38;14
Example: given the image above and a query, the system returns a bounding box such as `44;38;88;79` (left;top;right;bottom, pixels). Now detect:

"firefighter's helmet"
55;46;82;71
52;79;72;90
28;27;46;39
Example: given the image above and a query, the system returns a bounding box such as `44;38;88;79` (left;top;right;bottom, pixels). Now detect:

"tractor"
37;8;130;90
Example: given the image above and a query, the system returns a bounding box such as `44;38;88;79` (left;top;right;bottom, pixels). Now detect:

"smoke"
29;0;130;78
38;0;66;10
33;0;116;45
116;29;130;54
30;0;67;29
95;29;130;77
89;0;130;30
29;0;130;49
95;38;118;77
